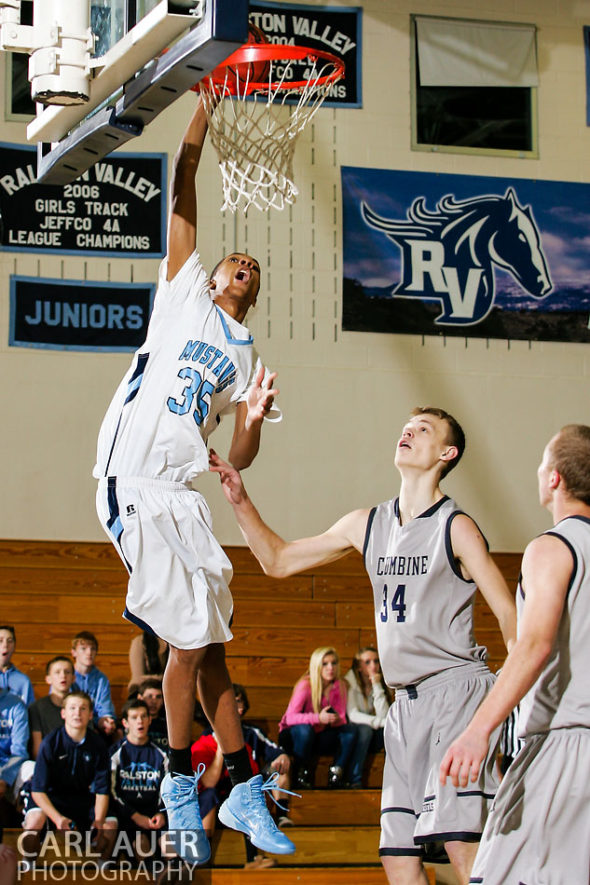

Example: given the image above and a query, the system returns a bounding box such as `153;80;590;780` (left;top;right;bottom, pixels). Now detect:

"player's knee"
198;644;231;682
167;645;207;670
23;810;46;831
380;852;424;883
444;838;479;874
201;643;226;665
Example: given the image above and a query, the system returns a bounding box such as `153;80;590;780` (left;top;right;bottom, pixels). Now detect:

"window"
5;0;33;120
411;15;538;157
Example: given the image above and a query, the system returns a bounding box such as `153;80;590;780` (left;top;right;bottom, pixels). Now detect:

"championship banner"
10;276;155;352
342;167;590;343
0;143;166;258
249;1;362;107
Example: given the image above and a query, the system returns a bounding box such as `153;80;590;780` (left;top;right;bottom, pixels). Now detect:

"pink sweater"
279;678;348;734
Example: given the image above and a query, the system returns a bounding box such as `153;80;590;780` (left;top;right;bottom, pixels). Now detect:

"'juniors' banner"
10;276;155;352
342;167;590;343
0;143;166;258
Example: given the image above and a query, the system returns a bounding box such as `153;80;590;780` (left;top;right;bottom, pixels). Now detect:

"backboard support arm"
35;0;248;184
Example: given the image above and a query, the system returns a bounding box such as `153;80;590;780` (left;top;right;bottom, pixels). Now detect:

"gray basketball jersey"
517;515;590;737
364;496;488;689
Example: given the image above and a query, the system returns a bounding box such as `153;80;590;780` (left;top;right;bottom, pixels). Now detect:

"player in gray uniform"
210;406;516;885
440;423;590;885
94;97;294;865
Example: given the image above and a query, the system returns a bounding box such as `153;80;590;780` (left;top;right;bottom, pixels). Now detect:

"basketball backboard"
3;0;248;184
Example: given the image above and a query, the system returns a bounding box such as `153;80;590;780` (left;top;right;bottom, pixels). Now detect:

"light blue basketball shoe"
160;764;211;865
218;772;296;855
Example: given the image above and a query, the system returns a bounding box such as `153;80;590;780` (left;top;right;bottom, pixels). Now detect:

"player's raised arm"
440;533;571;788
450;513;517;651
209;450;369;577
228;366;279;470
166;96;209;281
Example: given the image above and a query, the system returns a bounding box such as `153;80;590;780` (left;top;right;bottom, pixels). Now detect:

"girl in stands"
279;647;357;789
344;647;392;787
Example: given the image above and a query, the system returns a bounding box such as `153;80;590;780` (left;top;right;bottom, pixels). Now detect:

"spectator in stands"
110;699;172;864
21;691;117;861
0;828;17;885
191;684;293;870
71;631;117;742
278;647;357;789
0;687;29;825
344;647;391;788
0;626;34;706
137;678;168;753
128;632;169;698
28;656;75;759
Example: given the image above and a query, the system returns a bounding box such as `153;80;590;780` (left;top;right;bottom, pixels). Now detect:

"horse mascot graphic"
361;188;552;326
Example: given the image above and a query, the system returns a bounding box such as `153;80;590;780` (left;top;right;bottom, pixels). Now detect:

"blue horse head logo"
361;188;552;325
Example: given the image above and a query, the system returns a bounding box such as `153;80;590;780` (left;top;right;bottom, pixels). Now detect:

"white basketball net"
200;55;343;213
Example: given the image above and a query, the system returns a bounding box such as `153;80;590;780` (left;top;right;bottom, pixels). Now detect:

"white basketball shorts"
97;476;233;650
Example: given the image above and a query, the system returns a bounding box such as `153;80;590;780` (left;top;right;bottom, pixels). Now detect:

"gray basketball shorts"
380;665;500;859
470;727;590;885
97;476;234;650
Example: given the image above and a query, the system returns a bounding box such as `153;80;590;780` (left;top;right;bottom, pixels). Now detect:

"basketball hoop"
199;44;345;213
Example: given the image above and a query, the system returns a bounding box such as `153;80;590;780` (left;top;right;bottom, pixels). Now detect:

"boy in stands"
21;691;117;861
71;632;116;741
28;656;75;758
0;627;34;706
110;699;170;864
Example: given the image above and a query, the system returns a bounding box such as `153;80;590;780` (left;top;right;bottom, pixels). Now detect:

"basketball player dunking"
93;96;294;864
210;407;517;885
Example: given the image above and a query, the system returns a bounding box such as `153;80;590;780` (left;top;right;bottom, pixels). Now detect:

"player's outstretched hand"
246;366;279;427
209;450;248;507
439;727;488;788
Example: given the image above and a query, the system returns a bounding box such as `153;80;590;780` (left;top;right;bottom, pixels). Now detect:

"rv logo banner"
342;167;590;342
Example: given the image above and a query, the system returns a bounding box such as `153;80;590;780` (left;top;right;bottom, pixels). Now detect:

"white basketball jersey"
364;496;488;689
518;515;590;736
94;252;261;483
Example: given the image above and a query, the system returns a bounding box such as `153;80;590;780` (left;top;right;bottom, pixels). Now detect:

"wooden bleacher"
0;540;521;883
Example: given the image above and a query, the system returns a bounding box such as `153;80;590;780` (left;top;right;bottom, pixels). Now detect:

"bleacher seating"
0;539;520;883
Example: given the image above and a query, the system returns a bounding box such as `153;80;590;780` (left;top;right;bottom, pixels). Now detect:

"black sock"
244;836;257;862
223;746;253;787
169;747;193;777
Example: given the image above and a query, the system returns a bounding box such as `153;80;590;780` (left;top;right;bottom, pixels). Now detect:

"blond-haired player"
211;406;516;885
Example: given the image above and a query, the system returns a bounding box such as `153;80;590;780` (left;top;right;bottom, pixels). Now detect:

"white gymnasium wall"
1;0;589;550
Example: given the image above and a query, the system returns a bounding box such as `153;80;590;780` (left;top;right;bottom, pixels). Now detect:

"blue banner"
342;167;590;342
0;143;166;258
10;276;155;352
249;1;362;107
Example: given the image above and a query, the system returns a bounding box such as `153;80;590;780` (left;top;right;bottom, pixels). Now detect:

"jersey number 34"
380;583;407;623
